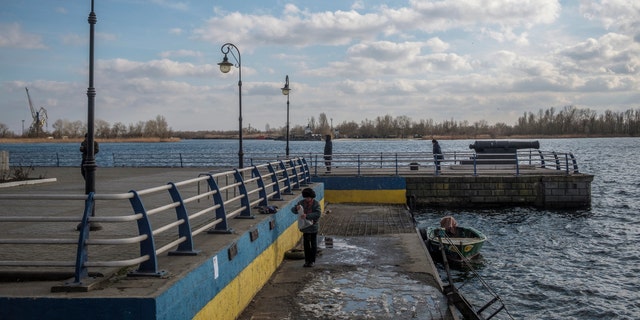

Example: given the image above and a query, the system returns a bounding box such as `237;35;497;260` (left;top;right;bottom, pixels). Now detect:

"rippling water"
414;137;640;320
2;137;638;319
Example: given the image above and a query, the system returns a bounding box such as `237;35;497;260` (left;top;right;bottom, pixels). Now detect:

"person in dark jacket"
432;139;443;171
80;133;99;179
292;188;322;267
324;135;332;173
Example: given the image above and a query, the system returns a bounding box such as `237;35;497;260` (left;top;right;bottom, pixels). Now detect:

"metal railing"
305;149;579;176
0;157;310;288
4;149;580;176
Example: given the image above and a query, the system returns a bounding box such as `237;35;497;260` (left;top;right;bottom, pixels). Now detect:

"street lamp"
81;0;101;230
218;43;243;169
281;75;291;157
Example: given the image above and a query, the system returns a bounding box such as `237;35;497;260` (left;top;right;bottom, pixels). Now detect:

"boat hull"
422;226;487;264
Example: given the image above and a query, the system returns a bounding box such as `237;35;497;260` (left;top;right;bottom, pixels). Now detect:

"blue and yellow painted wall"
1;185;324;320
192;185;325;320
312;176;406;204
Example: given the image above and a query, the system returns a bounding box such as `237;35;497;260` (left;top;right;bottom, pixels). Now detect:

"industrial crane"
24;87;48;137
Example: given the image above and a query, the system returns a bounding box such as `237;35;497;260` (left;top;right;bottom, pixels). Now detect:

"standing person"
432;139;443;171
292;188;322;267
80;133;99;179
324;134;333;173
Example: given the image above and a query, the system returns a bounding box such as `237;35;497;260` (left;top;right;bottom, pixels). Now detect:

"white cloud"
387;0;560;32
558;32;640;76
61;34;85;46
150;0;189;11
581;0;640;32
159;50;204;59
99;58;215;78
0;23;47;49
194;8;387;48
425;37;449;52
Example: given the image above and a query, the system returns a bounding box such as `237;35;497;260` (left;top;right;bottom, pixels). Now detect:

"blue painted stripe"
313;176;406;190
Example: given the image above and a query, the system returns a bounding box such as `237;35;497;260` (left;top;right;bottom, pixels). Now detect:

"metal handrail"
5;150;579;175
0;157;311;287
305;150;579;176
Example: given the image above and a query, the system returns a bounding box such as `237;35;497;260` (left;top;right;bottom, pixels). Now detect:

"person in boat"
440;215;458;237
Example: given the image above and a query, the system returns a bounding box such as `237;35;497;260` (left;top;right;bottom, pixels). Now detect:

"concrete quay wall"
406;174;594;209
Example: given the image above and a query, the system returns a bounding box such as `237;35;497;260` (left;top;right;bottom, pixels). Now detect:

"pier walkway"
239;203;454;320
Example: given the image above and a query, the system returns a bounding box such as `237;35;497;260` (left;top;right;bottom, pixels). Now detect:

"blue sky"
1;0;639;134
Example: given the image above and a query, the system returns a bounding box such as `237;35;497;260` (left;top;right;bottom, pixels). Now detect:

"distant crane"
24;87;48;137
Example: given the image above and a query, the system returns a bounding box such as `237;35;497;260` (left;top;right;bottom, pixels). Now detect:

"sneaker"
303;262;314;268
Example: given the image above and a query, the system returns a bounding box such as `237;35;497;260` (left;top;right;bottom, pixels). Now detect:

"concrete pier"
1;162;589;319
0;168;454;320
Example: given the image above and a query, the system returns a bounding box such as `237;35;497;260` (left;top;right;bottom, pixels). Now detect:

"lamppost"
83;0;101;230
218;43;243;169
281;75;291;157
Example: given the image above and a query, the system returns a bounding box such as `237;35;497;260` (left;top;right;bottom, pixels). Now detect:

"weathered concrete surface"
238;204;456;320
0;168;456;319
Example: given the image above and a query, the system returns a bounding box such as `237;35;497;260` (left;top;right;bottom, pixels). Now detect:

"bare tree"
112;122;126;138
0;123;12;138
95;119;111;138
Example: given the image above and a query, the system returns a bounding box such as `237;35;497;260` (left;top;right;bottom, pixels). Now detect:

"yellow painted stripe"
325;189;406;204
194;199;325;320
193;223;301;320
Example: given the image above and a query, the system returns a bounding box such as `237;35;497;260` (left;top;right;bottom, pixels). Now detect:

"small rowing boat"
420;216;487;264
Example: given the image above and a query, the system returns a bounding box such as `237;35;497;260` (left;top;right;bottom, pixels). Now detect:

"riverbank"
0;137;181;144
0;133;629;144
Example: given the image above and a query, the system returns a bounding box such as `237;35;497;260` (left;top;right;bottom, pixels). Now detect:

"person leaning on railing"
324;134;332;173
80;133;99;180
432;139;443;171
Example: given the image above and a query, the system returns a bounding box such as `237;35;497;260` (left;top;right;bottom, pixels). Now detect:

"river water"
412;137;640;320
1;137;638;319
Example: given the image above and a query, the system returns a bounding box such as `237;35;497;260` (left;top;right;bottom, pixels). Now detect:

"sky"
1;0;639;134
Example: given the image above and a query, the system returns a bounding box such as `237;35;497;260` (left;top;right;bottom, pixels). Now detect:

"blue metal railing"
0;157;311;288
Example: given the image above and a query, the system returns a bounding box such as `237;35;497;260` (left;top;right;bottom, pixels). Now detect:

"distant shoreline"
0;134;629;144
0;137;182;144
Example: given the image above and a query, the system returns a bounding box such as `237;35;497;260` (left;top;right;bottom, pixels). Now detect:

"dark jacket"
324;136;332;159
80;139;99;160
432;141;443;159
291;198;321;233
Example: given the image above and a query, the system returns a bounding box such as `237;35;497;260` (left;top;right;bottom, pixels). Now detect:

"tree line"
296;106;640;139
1;106;639;139
0;115;172;139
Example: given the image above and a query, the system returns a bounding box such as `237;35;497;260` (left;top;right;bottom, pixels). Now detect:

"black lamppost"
218;43;243;169
281;75;291;157
83;0;100;230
